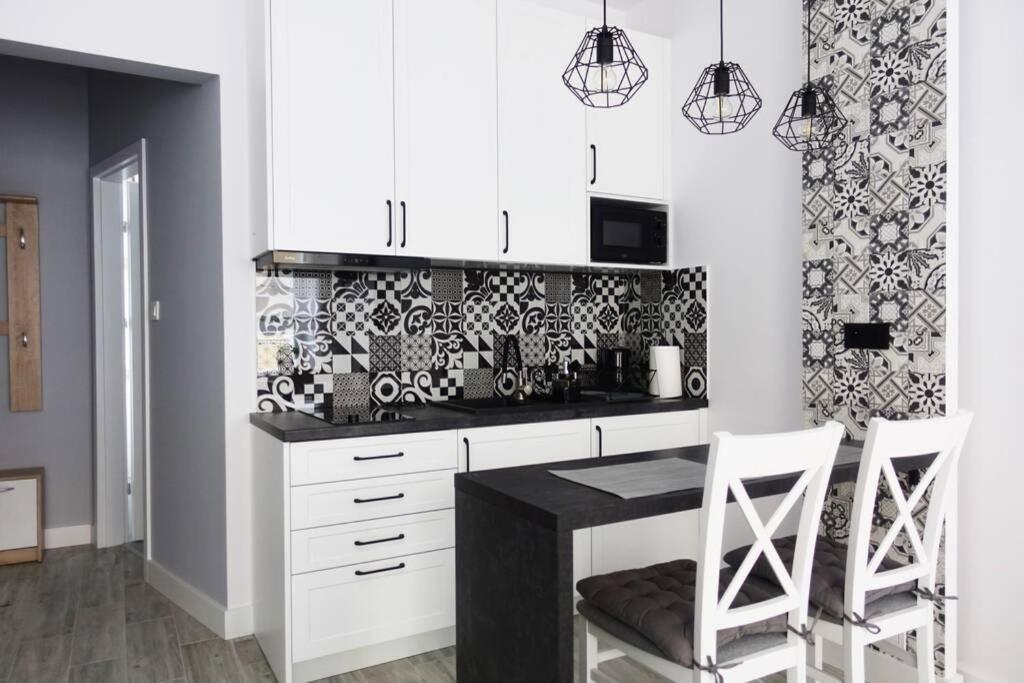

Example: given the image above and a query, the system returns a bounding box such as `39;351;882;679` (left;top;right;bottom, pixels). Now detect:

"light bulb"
710;95;732;120
600;64;614;91
803;117;816;140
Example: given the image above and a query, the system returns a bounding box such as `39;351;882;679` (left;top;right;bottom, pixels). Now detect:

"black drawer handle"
354;533;406;547
463;437;471;472
595;425;603;457
386;199;393;247
590;144;597;185
353;493;405;504
502;210;510;254
353;452;405;462
355;562;406;576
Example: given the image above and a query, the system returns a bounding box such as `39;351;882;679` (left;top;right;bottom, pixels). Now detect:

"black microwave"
590;201;668;265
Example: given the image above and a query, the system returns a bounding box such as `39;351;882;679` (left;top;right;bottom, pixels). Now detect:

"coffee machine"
596;347;631;391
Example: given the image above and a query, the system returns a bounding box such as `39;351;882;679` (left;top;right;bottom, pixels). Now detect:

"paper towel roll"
648;346;682;398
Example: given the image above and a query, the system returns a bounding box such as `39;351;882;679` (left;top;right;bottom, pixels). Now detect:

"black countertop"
249;396;708;442
453;443;932;531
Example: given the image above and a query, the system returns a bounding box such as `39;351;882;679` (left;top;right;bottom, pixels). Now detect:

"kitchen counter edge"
249;397;709;443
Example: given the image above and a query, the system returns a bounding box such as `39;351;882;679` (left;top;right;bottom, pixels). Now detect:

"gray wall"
88;71;227;603
0;55;93;529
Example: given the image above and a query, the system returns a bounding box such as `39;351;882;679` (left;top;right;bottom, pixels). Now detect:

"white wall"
630;0;804;434
957;2;1024;681
0;0;263;627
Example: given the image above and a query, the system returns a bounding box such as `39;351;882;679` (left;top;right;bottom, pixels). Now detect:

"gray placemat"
549;458;708;499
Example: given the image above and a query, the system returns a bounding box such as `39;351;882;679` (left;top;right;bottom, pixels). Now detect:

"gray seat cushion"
722;535;916;620
576;559;788;668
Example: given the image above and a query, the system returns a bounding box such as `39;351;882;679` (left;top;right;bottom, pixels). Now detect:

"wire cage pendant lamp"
682;0;762;135
562;0;648;108
773;0;848;151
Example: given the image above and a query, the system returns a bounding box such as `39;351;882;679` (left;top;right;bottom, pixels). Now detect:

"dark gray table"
454;443;932;683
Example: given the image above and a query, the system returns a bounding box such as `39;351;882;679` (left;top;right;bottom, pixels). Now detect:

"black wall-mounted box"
844;323;891;350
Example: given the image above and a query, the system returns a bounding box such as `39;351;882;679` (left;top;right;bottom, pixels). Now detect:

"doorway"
92;141;149;552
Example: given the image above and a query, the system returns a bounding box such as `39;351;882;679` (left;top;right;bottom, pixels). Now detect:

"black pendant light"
562;0;648;108
773;0;848;151
682;0;762;135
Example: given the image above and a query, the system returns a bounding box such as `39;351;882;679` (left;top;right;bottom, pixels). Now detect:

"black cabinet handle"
463;437;471;471
386;200;393;247
353;493;405;504
502;210;510;254
400;200;407;248
590;144;597;185
595;425;603;457
355;562;406;576
354;533;406;547
353;452;404;462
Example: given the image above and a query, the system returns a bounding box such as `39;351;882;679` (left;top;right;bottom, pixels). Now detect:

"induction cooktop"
303;405;415;425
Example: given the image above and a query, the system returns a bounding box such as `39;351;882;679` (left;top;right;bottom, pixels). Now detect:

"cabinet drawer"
0;478;39;551
291;470;454;530
291;548;455;662
291;509;454;574
291;431;458;485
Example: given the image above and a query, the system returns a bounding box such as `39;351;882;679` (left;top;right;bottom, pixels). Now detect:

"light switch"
150;301;161;321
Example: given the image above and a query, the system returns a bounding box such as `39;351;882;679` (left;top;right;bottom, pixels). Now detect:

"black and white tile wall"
801;0;947;671
256;266;708;412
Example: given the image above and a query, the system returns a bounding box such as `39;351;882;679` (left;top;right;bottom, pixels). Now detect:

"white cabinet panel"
270;0;396;255
460;419;591;472
290;431;458;485
291;470;454;530
591;411;704;574
586;28;668;201
393;0;498;261
460;419;593;604
292;509;454;574
496;0;586;266
292;548;455;662
0;478;38;551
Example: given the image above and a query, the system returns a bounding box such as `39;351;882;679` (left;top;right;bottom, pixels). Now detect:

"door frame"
91;140;151;552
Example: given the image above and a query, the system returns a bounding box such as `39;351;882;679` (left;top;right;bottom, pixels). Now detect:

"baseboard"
146;559;253;640
44;524;94;549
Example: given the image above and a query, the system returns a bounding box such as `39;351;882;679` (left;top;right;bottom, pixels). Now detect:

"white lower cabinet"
459;420;593;604
253;410;707;682
291;548;456;663
591;410;708;574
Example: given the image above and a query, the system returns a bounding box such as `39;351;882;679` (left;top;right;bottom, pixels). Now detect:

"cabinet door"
270;0;396;255
496;0;586;266
291;548;454;662
460;420;592;602
393;0;498;261
0;478;38;551
591;411;704;574
586;29;668;201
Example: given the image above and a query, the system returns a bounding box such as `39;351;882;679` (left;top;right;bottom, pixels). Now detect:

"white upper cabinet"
270;0;397;255
586;28;669;201
393;0;498;261
496;0;586;266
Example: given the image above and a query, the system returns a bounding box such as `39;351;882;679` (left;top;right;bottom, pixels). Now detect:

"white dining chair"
575;421;844;682
814;411;973;683
720;411;973;683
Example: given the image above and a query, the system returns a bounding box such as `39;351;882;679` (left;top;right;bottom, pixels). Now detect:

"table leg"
456;489;575;683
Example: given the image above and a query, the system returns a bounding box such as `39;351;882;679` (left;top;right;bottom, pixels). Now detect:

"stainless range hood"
254;250;429;272
254;249;664;274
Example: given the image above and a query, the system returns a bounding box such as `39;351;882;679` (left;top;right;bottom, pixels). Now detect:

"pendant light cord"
720;0;725;63
806;0;812;84
603;0;608;28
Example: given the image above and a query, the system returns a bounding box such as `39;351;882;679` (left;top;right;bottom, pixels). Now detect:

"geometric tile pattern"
257;265;709;409
802;0;947;669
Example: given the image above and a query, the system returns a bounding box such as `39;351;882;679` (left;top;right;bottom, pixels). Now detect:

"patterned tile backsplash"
255;266;708;412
